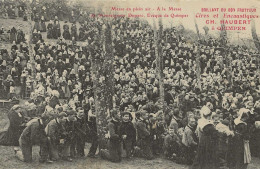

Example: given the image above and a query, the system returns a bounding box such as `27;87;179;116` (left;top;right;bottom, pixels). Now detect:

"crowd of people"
0;41;28;100
0;0;27;20
0;1;259;168
0;0;87;21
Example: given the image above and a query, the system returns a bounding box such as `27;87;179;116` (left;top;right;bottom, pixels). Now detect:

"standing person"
53;20;61;39
196;105;211;142
47;20;54;39
71;108;87;157
16;28;25;44
229;109;251;169
14;5;19;18
119;112;136;158
135;110;154;160
37;31;43;42
64;109;77;159
63;21;71;40
32;29;39;44
215;118;234;169
14;114;52;163
71;23;78;41
33;15;41;32
78;27;85;41
40;16;47;32
182;117;198;165
100;109;122;163
9;27;17;43
69;11;76;23
86;104;98;157
20;71;26;98
42;6;49;21
192;108;218;169
251;101;260;158
56;58;65;76
7;5;14;19
3;75;14;99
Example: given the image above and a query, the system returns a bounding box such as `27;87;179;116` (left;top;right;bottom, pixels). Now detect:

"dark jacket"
108;119;121;142
0;108;26;146
74;117;87;140
45;118;66;144
19;119;48;145
136;119;150;140
119;121;136;143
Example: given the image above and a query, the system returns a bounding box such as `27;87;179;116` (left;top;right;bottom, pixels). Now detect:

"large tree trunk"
104;22;114;111
26;0;36;88
195;46;201;90
153;19;164;116
219;14;233;87
194;18;201;90
91;22;114;150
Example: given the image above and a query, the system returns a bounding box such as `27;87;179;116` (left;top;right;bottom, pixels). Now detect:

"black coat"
192;123;218;169
228;122;249;169
19;119;48;145
0;109;26;146
119;121;136;144
74;117;87;141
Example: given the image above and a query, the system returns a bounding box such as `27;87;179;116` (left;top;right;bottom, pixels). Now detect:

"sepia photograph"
0;0;259;168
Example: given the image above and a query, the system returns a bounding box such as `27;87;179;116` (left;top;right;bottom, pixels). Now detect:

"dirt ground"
0;144;260;169
0;145;187;169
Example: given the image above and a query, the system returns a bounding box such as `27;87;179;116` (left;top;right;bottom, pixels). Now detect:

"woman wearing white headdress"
196;105;212;142
229;108;251;169
192;106;218;169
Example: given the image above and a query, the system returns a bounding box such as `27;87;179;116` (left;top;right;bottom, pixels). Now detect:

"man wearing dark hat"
14;114;52;163
100;109;122;162
119;111;136;158
70;107;87;157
